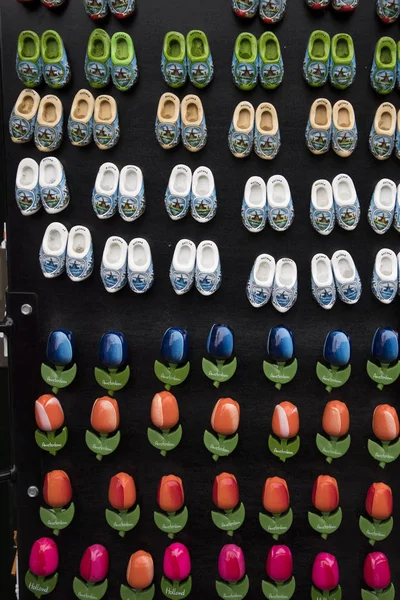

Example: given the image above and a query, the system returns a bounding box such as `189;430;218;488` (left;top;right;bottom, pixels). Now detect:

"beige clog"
229;101;255;158
306;98;332;155
93;95;119;150
68;89;95;147
155;92;180;150
369;102;396;161
254;102;280;160
34;94;63;152
332;100;357;158
181;95;207;152
9;88;41;144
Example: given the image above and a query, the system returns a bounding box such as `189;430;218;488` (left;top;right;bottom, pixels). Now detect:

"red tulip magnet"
316;400;351;463
308;476;342;539
161;543;192;598
40;470;75;535
85;396;121;460
217;544;249;599
359;483;393;545
204;398;240;461
362;552;395;600
106;472;140;537
121;551;155;600
73;544;109;600
262;545;295;599
147;391;183;456
212;473;245;536
34;394;68;455
368;404;400;468
311;553;341;600
259;477;293;539
269;402;300;462
154;475;188;539
26;537;59;598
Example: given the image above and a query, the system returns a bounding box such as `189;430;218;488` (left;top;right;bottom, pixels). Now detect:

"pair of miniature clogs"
310;175;360;235
16;30;70;89
18;0;66;7
370;37;400;94
311;250;361;309
101;237;153;294
9;89;63;152
170;239;221;296
232;32;283;90
229;101;280;160
156;93;207;152
369;102;400;160
372;248;400;304
83;0;135;19
162;31;213;89
305;0;358;11
304;31;355;89
306;98;357;157
165;165;216;223
16;156;69;215
85;29;138;91
368;178;400;234
68;90;119;150
247;255;297;312
241;175;294;233
92;163;144;221
232;0;286;24
377;0;400;23
40;223;94;281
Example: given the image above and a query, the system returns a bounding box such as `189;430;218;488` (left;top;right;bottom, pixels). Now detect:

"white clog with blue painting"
267;175;293;231
195;240;222;296
372;248;398;304
241;176;267;233
169;239;196;295
165;165;192;221
311;253;336;310
100;236;128;293
118;165;145;222
260;0;286;23
127;238;154;294
368;178;396;234
39;222;68;278
331;250;362;304
39;157;69;214
15;158;41;216
310;179;334;235
271;258;298;313
92;163;119;219
66;226;94;282
246;253;275;308
332;174;360;231
191;167;217;223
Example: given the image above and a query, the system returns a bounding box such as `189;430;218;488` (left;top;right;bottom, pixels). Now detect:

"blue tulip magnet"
41;330;77;394
263;326;298;390
95;331;130;396
316;331;351;392
202;324;237;388
367;328;400;390
154;327;190;391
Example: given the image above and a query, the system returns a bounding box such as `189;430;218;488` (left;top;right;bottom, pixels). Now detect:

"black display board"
2;1;400;598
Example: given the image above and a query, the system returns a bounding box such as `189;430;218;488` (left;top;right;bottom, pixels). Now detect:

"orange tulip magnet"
121;551;155;600
308;475;342;539
316;400;351;463
359;483;394;545
34;394;68;455
85;396;121;461
268;402;300;462
154;475;188;539
105;472;140;537
40;470;75;536
204;398;240;461
368;404;400;468
147;391;182;457
212;473;245;536
259;477;293;540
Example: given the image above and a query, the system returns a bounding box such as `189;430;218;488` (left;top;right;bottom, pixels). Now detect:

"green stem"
213;360;225;388
166;363;178;391
33;575;45;599
377;361;389;391
326;436;338;464
55;365;64;372
321;511;329;539
369;539;376;546
160;450;167;457
168;533;175;539
119;531;126;538
379;441;389;468
274;362;285;391
109;368;118;373
96;433;108;461
47;431;57;456
326;456;333;464
279;438;288;463
52;508;61;536
160;428;170;457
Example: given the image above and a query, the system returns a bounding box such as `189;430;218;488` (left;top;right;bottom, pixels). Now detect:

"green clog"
162;32;187;88
111;32;138;91
85;29;111;88
232;32;258;91
186;30;213;88
259;32;284;90
303;30;330;87
41;30;71;89
370;37;396;94
330;33;355;89
16;30;42;87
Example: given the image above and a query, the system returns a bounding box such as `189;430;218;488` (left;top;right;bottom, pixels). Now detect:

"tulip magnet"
154;475;188;539
202;324;237;388
86;396;121;461
121;551;155;600
259;477;293;540
147;392;182;457
95;331;130;395
367;328;400;390
204;398;240;461
73;544;109;600
262;545;296;600
212;473;245;536
216;544;249;600
268;402;300;462
40;470;75;536
106;473;140;537
41;329;77;394
26;537;59;598
34;395;68;456
154;327;190;391
263;326;298;390
316;401;351;463
311;553;341;600
359;483;393;546
161;543;192;599
308;476;342;539
368;404;400;468
362;552;395;600
316;331;351;392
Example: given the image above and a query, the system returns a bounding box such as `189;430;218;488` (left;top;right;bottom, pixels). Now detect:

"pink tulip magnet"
311;553;341;600
161;543;192;598
362;552;395;600
216;545;249;599
73;544;109;600
25;537;59;598
262;545;295;599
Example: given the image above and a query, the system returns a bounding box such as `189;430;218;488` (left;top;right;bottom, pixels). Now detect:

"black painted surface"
1;1;400;598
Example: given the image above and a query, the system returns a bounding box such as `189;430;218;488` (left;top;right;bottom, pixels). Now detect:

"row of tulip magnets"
37;469;395;546
42;324;400;397
26;538;395;600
